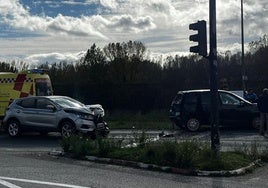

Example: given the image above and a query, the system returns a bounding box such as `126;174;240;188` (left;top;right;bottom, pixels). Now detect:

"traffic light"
189;20;207;57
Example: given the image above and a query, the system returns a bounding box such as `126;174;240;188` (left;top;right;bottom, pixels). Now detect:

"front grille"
96;123;105;130
94;115;103;123
81;124;89;129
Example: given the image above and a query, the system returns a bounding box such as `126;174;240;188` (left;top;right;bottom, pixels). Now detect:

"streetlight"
209;0;220;153
241;0;247;91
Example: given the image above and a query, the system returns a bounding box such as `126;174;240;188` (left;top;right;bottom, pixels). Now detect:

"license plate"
97;123;105;129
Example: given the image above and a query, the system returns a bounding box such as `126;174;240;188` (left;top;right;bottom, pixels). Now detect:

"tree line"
1;35;268;112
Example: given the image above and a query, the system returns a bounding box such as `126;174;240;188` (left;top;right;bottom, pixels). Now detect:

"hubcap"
61;123;74;137
9;122;19;136
187;119;200;131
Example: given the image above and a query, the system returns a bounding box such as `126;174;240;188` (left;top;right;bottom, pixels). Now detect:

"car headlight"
175;112;181;116
77;114;94;120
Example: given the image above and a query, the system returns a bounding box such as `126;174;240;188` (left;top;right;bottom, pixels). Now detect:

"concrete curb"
85;155;196;175
84;155;262;177
196;159;262;176
49;150;262;176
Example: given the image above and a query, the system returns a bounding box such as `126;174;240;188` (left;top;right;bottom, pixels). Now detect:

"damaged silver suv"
3;96;109;137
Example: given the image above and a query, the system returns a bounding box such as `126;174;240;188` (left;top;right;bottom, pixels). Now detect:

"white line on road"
0;179;21;188
0;176;91;188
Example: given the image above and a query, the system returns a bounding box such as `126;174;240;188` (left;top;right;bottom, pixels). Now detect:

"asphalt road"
0;132;62;152
0;129;268;188
0;128;268;152
0;150;268;188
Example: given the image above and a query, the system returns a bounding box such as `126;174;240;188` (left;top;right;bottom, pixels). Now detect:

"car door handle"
16;110;20;113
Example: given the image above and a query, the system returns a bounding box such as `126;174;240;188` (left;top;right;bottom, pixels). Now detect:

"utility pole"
188;0;220;153
209;0;220;153
241;0;246;91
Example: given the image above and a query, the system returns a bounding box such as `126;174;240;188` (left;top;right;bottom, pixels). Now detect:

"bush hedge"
60;135;262;171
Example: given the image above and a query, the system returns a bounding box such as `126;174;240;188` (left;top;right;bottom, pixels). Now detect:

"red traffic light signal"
189;20;207;57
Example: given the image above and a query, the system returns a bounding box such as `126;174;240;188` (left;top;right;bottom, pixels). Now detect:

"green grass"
105;109;173;130
61;110;265;173
196;150;252;171
61;135;256;172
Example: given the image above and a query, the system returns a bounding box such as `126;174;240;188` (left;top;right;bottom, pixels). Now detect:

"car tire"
7;119;21;137
186;118;200;132
251;117;260;129
60;121;76;138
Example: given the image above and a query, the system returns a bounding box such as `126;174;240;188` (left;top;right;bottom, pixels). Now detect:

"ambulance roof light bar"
26;69;49;74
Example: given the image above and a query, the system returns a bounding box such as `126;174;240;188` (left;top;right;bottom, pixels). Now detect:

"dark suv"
169;89;260;131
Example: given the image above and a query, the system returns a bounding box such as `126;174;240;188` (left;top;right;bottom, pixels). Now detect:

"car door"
18;98;38;127
200;91;212;125
219;91;249;127
35;98;58;128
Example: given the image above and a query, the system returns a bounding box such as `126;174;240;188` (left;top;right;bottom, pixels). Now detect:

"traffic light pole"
241;0;246;91
209;0;220;153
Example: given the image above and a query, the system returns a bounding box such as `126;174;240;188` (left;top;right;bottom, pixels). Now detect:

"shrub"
175;140;202;168
60;135;96;158
139;140;203;168
96;136;123;157
61;134;256;171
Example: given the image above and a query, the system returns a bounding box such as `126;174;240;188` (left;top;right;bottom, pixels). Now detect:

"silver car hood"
63;107;93;115
86;104;105;117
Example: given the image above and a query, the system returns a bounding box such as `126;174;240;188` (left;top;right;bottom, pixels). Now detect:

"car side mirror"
46;104;56;111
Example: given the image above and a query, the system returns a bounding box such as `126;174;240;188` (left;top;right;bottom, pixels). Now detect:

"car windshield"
50;97;85;108
35;78;53;96
173;93;183;104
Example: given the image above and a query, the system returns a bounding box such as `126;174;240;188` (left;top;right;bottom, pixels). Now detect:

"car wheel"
61;121;76;138
251;117;260;129
186;118;200;132
7;119;21;137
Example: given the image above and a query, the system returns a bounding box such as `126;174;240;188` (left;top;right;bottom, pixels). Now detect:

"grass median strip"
59;133;267;176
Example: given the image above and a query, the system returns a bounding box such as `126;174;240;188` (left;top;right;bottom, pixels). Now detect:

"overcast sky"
0;0;267;66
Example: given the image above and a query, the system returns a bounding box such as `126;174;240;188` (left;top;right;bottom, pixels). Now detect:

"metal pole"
209;0;220;153
241;0;246;91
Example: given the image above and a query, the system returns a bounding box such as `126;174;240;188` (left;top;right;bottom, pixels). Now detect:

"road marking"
0;179;21;188
0;176;91;188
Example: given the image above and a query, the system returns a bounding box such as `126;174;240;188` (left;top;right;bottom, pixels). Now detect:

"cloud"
0;0;108;39
1;0;159;40
217;0;268;47
111;0;182;26
23;52;85;68
0;0;268;65
100;0;118;9
46;14;108;39
102;15;156;32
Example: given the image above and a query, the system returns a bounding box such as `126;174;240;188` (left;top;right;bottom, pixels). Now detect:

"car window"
220;92;240;105
50;97;84;108
183;92;198;112
200;92;211;106
173;93;183;104
36;98;53;109
19;98;35;108
35;79;53;96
